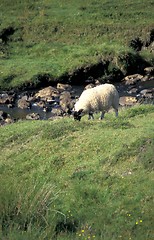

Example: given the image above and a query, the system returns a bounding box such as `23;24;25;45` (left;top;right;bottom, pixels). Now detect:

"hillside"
0;105;154;239
0;0;154;89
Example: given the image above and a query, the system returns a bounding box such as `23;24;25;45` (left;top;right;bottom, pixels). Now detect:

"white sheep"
73;83;119;121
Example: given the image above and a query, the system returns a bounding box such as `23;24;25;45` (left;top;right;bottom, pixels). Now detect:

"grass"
0;0;154;89
0;104;154;239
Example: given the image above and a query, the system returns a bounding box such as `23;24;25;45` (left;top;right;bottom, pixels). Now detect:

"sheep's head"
73;109;83;121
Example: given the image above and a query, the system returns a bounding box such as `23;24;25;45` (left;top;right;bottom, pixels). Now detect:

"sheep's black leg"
88;112;94;120
115;109;118;117
99;111;105;120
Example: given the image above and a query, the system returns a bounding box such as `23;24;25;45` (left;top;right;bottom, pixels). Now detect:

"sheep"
73;83;119;121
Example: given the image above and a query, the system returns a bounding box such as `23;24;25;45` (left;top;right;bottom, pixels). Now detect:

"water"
0;104;55;120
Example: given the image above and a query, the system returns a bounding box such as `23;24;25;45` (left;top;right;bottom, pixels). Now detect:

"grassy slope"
0;105;154;239
0;0;154;89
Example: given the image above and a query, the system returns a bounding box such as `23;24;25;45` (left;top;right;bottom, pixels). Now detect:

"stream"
0;85;85;120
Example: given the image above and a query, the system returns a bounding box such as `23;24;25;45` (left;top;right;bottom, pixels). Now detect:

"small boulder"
122;74;143;85
5;118;14;124
26;113;40;120
7;103;14;108
0;92;15;104
36;100;46;108
51;107;63;116
57;83;72;91
0;111;14;126
59;91;74;113
0;111;8;120
119;96;138;106
85;83;95;90
17;98;31;109
144;67;154;76
140;89;153;96
35;86;59;100
127;88;139;94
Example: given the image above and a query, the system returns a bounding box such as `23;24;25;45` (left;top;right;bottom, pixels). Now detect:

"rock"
17;98;31;109
144;67;154;76
26;113;40;120
127;88;139;94
36;100;46;108
95;79;101;85
57;83;72;91
142;93;153;99
84;83;95;90
139;89;154;96
59;91;74;113
141;75;150;82
138;94;154;104
51;107;63;116
0;92;15;104
20;95;28;101
0;111;8;120
119;96;138;106
139;91;154;102
7;103;14;108
18;91;34;99
0;111;14;126
5;118;14;124
122;74;143;85
35;86;59;100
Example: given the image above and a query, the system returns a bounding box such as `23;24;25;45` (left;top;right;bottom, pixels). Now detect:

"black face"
73;111;82;121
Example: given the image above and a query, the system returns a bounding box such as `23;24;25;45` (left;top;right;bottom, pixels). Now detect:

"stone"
59;91;73;113
140;89;153;96
26;113;40;120
35;86;59;100
5;118;14;124
84;83;95;90
57;83;72;91
37;100;46;108
17;98;31;109
51;107;63;116
7;104;14;108
119;96;138;106
144;67;154;76
122;74;143;85
127;88;139;94
0;111;8;120
0;111;14;126
0;92;15;104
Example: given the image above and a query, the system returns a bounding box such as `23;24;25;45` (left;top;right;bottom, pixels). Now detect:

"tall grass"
0;178;60;239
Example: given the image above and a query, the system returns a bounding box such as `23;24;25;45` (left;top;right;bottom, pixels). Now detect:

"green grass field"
0;0;154;89
0;105;154;239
